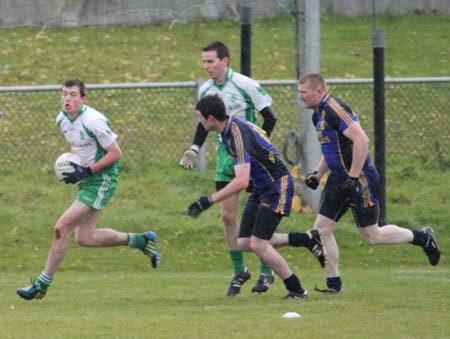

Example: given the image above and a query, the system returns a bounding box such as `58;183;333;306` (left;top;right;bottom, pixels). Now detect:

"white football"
54;152;83;180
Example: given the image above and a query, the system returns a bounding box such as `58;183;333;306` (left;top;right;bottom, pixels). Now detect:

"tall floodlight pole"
373;29;387;225
296;0;321;211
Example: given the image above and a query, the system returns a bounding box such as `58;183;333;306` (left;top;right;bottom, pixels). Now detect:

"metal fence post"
373;29;387;225
240;6;252;77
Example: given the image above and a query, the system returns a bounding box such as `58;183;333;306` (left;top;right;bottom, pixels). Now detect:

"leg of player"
251;269;274;294
70;202;159;268
241;205;307;299
74;214;159;268
16;200;87;300
270;230;326;268
314;215;343;294
249;236;307;299
359;224;441;266
241;190;274;294
359;223;413;245
16;201;159;301
220;193;253;296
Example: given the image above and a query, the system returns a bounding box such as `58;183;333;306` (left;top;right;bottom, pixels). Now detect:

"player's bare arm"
343;122;369;178
187;163;250;218
315;155;329;177
210;163;250;203
89;141;122;173
305;155;329;190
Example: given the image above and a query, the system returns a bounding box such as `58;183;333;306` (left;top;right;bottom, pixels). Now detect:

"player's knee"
53;223;71;241
249;238;267;255
74;231;92;247
360;227;382;245
221;209;237;228
361;233;378;245
75;235;88;246
237;238;251;252
54;228;61;240
315;222;332;235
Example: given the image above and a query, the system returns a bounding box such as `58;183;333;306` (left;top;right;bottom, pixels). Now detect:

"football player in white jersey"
17;79;159;300
180;41;279;296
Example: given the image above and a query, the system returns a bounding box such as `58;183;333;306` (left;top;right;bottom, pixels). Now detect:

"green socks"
126;233;147;250
229;249;246;274
37;271;53;290
229;249;273;276
259;260;273;276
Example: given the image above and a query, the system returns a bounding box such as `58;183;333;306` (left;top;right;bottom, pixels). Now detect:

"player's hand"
62;162;92;184
305;171;320;190
188;196;213;218
180;147;199;170
340;176;359;205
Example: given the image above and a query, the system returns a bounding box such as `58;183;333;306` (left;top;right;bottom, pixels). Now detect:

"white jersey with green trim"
56;104;117;167
198;67;272;123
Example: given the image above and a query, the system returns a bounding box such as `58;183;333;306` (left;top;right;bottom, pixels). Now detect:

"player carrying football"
16;79;159;300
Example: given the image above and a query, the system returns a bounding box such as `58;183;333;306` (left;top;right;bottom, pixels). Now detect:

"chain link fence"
1;78;449;175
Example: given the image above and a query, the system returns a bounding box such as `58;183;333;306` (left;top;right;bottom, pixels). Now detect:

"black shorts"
216;180;253;193
239;176;293;240
240;201;283;240
319;172;379;228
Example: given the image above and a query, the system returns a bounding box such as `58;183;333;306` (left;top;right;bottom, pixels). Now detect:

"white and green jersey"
199;67;272;122
56;104;119;176
199;67;272;182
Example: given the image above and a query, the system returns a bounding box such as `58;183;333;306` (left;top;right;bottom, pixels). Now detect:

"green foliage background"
1;13;449;86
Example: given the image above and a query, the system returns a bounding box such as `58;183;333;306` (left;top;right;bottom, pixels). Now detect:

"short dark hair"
196;94;228;121
202;41;230;61
62;78;86;97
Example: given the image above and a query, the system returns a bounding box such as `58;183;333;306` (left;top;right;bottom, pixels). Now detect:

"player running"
16;79;159;300
180;41;279;296
298;72;441;294
187;94;326;299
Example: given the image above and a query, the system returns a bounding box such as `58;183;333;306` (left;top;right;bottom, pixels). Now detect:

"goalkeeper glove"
305;171;320;190
62;162;92;184
341;176;359;206
180;146;199;170
188;196;213;218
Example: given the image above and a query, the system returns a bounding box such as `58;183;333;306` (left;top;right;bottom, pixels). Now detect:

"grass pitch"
2;267;449;338
1;167;448;339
